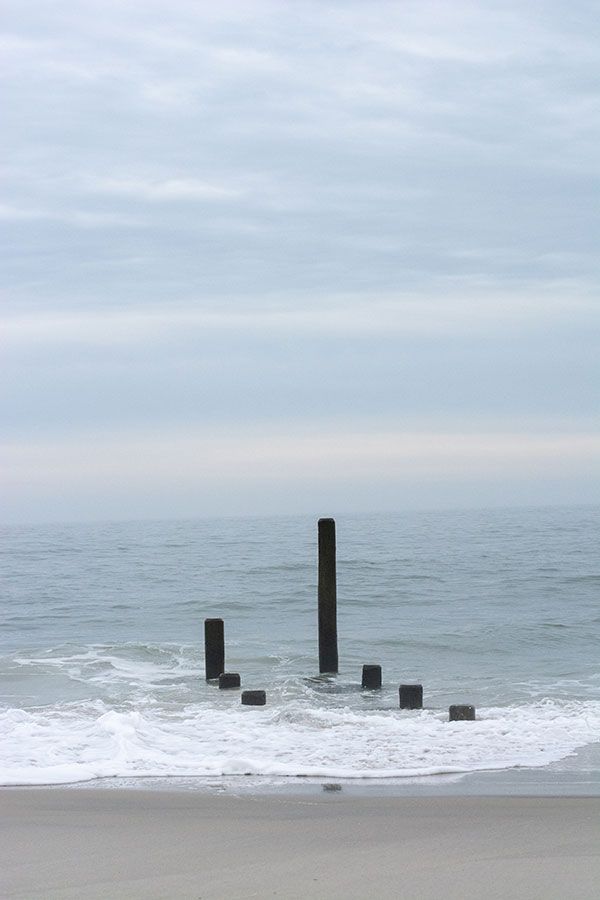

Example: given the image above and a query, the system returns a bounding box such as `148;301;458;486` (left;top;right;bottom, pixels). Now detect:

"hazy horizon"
3;499;600;530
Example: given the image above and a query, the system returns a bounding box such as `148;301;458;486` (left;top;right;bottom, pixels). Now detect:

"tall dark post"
318;517;338;673
204;618;224;681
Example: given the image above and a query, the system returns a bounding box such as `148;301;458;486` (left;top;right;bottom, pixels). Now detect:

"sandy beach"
1;789;599;899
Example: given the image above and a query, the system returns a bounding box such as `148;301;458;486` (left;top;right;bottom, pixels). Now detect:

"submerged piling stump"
318;517;338;674
241;690;266;706
449;704;476;721
399;684;423;709
362;665;382;689
219;673;241;689
204;618;225;681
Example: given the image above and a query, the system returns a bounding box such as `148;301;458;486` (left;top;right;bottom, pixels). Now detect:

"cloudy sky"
2;0;599;522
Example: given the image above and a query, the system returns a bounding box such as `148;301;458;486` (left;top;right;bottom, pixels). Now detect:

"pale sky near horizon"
2;0;599;523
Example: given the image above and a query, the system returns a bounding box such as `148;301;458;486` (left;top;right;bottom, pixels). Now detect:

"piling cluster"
203;517;476;722
204;618;260;704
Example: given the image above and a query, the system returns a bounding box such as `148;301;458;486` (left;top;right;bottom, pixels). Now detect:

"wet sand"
1;789;599;899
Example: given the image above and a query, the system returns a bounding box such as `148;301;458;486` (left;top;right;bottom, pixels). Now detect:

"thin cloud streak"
5;430;600;480
84;176;243;201
2;287;597;344
2;431;600;480
2;428;599;522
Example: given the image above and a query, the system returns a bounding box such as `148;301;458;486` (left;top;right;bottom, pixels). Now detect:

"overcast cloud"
1;1;599;521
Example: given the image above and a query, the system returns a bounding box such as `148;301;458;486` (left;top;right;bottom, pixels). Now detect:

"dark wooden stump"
399;684;423;709
241;690;266;706
362;665;382;689
449;704;476;721
219;673;241;689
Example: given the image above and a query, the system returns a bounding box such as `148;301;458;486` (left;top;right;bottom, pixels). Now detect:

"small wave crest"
1;698;599;787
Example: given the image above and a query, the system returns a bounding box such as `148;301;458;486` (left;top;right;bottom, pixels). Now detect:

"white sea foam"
1;698;599;786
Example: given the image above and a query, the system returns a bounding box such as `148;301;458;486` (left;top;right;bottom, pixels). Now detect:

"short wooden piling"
362;665;382;689
318;517;338;674
449;704;476;721
204;618;225;681
219;673;241;689
399;684;423;709
241;690;266;706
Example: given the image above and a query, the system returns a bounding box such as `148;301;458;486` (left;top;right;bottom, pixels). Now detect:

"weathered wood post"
204;617;225;681
362;665;382;689
318;517;338;674
242;690;266;706
219;673;241;689
449;704;476;721
399;684;423;709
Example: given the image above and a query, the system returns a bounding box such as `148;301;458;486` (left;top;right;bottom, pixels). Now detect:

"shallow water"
1;507;599;787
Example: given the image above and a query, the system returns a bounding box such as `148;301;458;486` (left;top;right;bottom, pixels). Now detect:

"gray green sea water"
1;506;599;791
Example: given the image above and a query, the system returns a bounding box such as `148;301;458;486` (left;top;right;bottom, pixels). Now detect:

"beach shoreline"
4;738;600;797
2;788;599;899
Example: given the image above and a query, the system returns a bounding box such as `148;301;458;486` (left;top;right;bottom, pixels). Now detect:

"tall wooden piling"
204;617;224;681
318;517;338;673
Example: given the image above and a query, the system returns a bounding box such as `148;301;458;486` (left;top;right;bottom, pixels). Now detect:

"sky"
1;0;599;523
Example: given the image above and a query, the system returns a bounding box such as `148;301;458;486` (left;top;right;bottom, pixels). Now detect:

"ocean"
1;506;599;791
